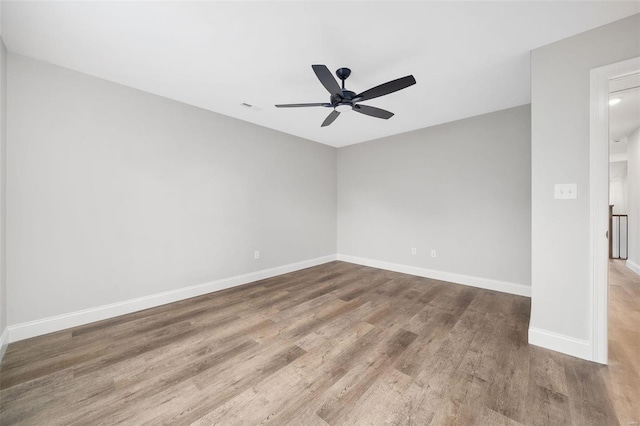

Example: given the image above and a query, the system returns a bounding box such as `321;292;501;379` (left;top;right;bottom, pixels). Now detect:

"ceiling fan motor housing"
331;90;356;106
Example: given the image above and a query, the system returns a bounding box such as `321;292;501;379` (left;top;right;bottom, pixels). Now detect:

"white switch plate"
554;183;577;199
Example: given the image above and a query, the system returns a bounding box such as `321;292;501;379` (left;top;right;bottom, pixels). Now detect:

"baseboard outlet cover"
0;327;8;363
8;254;337;343
336;254;531;297
528;327;592;361
626;259;640;276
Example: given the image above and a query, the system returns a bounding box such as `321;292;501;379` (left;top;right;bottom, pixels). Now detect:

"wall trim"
528;327;592;361
336;254;531;297
626;259;640;276
8;254;337;343
0;327;8;363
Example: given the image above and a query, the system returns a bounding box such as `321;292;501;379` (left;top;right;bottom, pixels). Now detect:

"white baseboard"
8;254;337;343
528;327;592;361
626;259;640;276
0;327;8;363
336;254;531;297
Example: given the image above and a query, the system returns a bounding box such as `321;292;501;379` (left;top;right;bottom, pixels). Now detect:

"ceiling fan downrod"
336;67;351;90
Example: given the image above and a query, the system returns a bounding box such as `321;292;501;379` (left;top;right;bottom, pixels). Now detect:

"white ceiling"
2;1;639;148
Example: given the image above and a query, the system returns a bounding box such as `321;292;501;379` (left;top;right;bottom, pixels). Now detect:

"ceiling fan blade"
352;104;394;119
275;103;331;108
312;65;342;97
354;75;416;102
321;110;340;127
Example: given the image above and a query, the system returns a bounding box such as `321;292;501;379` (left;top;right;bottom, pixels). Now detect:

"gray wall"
628;127;640;268
0;39;6;340
6;53;337;325
531;14;640;340
338;105;532;287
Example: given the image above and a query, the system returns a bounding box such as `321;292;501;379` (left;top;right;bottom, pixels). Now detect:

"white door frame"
589;56;640;364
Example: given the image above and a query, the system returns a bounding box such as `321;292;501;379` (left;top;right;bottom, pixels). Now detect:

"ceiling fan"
275;65;416;127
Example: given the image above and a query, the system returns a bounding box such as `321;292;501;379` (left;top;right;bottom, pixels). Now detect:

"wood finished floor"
0;260;637;425
607;259;640;425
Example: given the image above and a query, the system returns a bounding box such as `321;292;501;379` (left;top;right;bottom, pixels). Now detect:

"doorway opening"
607;73;639;380
589;56;639;365
608;73;639;264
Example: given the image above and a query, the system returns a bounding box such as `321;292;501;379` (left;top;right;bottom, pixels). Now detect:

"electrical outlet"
254;250;260;260
431;250;437;258
411;247;417;255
